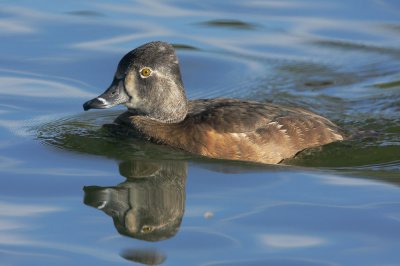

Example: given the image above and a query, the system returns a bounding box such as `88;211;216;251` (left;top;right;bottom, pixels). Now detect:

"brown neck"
130;115;183;145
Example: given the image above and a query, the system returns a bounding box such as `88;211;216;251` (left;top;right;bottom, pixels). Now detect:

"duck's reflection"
84;160;186;242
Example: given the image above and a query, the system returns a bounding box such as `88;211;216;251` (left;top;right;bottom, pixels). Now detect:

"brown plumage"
83;41;344;164
114;99;343;164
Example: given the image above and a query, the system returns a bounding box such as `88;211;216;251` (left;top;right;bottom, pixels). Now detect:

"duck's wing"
188;98;343;135
186;99;290;133
182;99;344;163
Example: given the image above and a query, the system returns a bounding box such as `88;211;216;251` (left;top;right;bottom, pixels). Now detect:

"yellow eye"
140;67;152;77
141;225;153;233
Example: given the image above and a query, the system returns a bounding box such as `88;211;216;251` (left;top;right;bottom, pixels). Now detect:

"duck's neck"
128;115;186;146
127;104;187;123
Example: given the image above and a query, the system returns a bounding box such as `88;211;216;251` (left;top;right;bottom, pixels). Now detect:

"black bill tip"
83;98;110;111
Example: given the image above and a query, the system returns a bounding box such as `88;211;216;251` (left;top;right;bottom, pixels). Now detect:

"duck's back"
116;99;344;164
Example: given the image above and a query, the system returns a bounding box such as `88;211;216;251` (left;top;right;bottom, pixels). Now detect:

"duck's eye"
141;225;153;233
140;67;152;77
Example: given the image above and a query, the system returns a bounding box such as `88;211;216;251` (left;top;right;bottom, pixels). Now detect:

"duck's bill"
83;79;129;111
83;186;111;210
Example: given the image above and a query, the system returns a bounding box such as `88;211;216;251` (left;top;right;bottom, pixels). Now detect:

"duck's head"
83;41;188;123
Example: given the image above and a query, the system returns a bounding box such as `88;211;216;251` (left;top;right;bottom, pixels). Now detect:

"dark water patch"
303;79;334;88
172;43;199;51
199;19;257;30
380;23;400;34
120;248;166;265
247;60;363;102
373;79;400;89
311;39;400;58
273;59;400;97
285;115;400;169
286;142;400;168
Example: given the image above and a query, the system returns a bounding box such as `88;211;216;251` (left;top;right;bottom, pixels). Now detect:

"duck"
83;41;344;164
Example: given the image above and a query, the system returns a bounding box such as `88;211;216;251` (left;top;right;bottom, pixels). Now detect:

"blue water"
0;0;399;265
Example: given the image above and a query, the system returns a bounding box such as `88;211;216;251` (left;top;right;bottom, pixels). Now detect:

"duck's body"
114;98;343;164
83;41;344;164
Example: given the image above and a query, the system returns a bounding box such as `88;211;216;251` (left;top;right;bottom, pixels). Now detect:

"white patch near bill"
97;97;108;104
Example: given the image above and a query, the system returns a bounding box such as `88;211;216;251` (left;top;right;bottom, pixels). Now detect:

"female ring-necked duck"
83;41;344;164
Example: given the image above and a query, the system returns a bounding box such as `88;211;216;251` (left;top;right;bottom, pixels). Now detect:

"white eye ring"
139;67;153;78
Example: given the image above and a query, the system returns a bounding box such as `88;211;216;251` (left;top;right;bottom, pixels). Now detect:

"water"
1;0;399;265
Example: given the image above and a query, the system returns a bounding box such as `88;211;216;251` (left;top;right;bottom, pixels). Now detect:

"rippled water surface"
1;0;400;265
